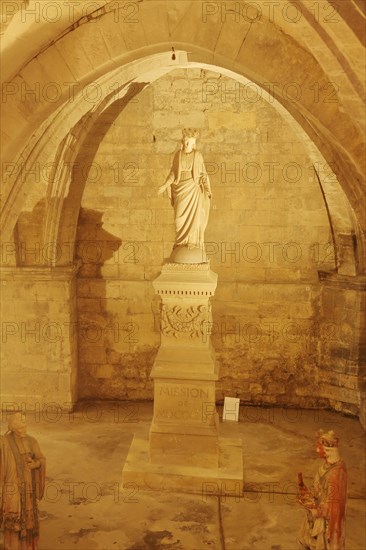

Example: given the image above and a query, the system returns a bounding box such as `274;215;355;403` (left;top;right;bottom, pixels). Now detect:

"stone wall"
316;276;366;418
75;68;362;414
0;267;78;410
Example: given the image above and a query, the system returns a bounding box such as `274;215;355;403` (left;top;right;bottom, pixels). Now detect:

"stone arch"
5;56;363;280
1;1;365;245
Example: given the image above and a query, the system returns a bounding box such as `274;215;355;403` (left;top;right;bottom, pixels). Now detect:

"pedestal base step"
122;434;243;496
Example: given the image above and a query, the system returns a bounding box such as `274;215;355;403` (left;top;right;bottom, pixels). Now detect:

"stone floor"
1;402;365;550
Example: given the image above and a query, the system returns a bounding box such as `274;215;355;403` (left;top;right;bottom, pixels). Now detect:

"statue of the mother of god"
158;129;212;263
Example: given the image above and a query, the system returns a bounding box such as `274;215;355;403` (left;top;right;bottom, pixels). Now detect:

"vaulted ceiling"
1;0;365;272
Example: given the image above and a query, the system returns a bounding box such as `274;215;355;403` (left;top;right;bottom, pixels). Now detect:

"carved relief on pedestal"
161;303;211;339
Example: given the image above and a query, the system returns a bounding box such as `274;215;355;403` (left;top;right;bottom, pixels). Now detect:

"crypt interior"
0;1;365;548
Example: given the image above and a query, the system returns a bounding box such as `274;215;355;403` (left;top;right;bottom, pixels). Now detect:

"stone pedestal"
122;262;243;495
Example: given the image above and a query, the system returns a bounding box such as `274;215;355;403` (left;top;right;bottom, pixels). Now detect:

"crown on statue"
182;128;200;139
317;429;339;447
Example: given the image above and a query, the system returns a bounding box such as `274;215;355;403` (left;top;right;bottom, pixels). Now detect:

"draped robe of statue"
298;459;347;550
164;149;211;250
0;432;46;550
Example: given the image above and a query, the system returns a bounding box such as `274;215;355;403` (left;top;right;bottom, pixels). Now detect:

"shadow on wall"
72;82;157;400
75;207;157;401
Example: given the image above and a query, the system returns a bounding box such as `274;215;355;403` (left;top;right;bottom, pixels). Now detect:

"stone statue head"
181;128;199;153
8;412;27;437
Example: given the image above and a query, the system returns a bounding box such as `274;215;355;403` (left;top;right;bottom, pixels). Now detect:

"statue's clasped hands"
26;456;41;470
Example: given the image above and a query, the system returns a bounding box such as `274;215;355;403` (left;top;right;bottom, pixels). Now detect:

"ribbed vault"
1;0;365;256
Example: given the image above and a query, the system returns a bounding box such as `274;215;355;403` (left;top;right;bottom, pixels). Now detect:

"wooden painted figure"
1;413;46;550
297;430;347;550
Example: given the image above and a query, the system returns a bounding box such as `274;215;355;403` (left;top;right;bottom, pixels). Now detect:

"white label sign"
222;397;240;422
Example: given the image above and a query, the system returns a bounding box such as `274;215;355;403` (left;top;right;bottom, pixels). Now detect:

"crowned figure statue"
297;430;347;550
158;128;212;263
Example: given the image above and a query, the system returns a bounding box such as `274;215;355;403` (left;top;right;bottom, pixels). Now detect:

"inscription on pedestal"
159;384;209;398
154;382;216;426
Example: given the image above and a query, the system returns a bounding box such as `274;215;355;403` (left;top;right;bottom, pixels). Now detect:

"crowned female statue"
158;129;212;263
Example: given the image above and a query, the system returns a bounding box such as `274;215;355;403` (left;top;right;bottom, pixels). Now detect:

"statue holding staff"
297;430;347;550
